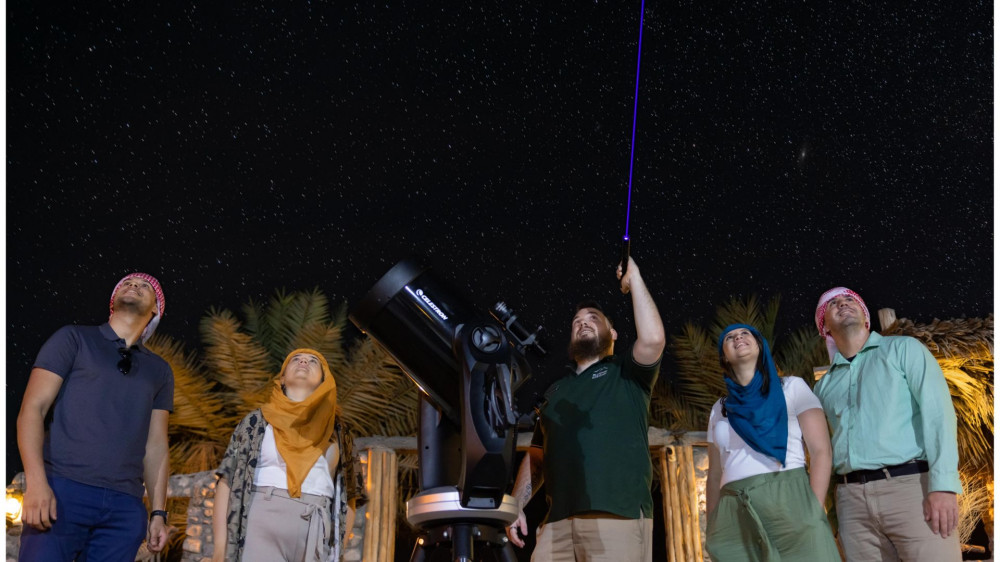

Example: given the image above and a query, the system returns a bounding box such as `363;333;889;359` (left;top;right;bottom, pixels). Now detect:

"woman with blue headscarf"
705;324;839;561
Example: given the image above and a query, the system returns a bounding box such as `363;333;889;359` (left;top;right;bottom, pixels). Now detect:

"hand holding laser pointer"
620;236;631;277
617;256;639;295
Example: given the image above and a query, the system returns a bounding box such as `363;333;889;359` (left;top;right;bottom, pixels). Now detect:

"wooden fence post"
362;447;398;562
878;308;897;331
660;445;703;562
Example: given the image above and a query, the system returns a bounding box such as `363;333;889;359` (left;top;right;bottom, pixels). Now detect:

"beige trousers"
836;472;960;562
242;486;332;562
531;513;653;562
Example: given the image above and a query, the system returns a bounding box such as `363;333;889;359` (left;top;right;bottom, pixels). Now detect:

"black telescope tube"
349;259;482;424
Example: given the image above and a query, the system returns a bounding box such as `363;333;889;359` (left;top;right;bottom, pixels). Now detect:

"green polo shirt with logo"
531;349;661;523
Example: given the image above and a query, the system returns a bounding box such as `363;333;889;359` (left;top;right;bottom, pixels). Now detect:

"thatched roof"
882;313;993;359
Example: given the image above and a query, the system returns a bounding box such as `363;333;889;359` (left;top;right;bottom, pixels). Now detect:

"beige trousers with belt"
836;472;960;562
242;486;332;562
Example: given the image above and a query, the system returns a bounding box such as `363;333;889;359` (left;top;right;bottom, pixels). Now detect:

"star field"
6;1;992;479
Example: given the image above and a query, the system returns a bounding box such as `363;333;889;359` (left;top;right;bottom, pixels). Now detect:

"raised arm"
16;368;64;531
144;409;171;552
617;257;665;365
506;446;544;548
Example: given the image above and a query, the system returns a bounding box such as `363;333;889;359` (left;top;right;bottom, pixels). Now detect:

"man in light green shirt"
812;287;961;561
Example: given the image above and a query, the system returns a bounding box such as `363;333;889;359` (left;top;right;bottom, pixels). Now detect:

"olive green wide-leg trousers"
706;468;840;562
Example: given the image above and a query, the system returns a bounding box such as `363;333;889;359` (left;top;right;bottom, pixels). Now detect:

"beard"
567;330;613;363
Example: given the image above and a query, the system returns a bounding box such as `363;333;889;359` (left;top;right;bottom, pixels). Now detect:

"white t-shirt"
253;425;336;497
707;376;823;486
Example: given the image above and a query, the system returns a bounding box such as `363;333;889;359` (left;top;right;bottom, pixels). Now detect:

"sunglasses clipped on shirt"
118;347;134;375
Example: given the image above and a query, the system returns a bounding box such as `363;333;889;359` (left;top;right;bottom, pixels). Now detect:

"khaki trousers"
836;472;960;562
531;512;653;562
242;486;332;562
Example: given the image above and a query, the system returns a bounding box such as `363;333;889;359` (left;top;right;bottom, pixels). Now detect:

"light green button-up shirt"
813;331;962;494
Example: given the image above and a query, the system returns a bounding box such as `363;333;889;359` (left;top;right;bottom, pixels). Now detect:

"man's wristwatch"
149;509;169;522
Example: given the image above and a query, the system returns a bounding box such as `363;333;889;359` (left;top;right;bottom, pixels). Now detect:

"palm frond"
242;289;293;360
257;289;326;362
773;325;827;387
957;475;993;546
712;294;768;337
337;338;419;438
760;295;781;347
287;319;349;373
146;334;229;436
279;289;331;344
240;298;266;345
653;321;726;430
199;308;274;415
169;438;227;475
940;361;994;473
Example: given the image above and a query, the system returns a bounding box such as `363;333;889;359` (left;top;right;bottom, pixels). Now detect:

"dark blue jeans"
19;476;147;562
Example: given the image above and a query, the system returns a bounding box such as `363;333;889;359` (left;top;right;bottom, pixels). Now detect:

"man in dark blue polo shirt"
506;257;665;562
17;273;174;562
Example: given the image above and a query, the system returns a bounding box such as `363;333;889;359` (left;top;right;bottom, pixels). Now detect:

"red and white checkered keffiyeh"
109;272;165;344
815;287;869;361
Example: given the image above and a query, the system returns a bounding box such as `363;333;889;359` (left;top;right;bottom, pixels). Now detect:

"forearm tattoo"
524;470;541;505
513;456;542;510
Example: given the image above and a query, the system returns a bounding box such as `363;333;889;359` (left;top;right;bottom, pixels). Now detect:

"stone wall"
171;470;215;561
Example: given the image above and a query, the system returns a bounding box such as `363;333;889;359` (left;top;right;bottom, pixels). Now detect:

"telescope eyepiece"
491;301;546;356
492;301;513;322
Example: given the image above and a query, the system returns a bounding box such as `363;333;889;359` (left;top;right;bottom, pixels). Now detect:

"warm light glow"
6;494;23;525
986;481;994;528
696;475;708;514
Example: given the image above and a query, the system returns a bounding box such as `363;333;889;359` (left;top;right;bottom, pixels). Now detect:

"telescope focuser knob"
471;326;503;353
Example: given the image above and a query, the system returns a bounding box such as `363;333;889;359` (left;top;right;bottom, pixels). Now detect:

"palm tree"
144;288;420;558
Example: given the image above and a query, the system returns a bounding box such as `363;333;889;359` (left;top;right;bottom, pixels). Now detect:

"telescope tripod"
409;519;517;562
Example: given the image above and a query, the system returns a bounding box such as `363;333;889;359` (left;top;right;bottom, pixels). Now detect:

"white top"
253;425;335;497
707;376;822;486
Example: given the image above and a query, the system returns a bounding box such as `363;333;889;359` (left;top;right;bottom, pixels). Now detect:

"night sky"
6;1;993;479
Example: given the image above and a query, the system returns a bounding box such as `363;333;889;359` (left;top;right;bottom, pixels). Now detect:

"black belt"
840;460;929;484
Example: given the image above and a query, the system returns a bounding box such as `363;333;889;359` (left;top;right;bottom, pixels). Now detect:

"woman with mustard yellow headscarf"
212;349;364;562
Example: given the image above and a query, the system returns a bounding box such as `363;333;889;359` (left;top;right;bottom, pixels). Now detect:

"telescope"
350;258;546;562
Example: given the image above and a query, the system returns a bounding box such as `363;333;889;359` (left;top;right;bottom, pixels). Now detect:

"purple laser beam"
623;0;645;241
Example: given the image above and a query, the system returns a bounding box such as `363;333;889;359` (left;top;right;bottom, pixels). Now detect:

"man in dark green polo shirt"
506;257;665;562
